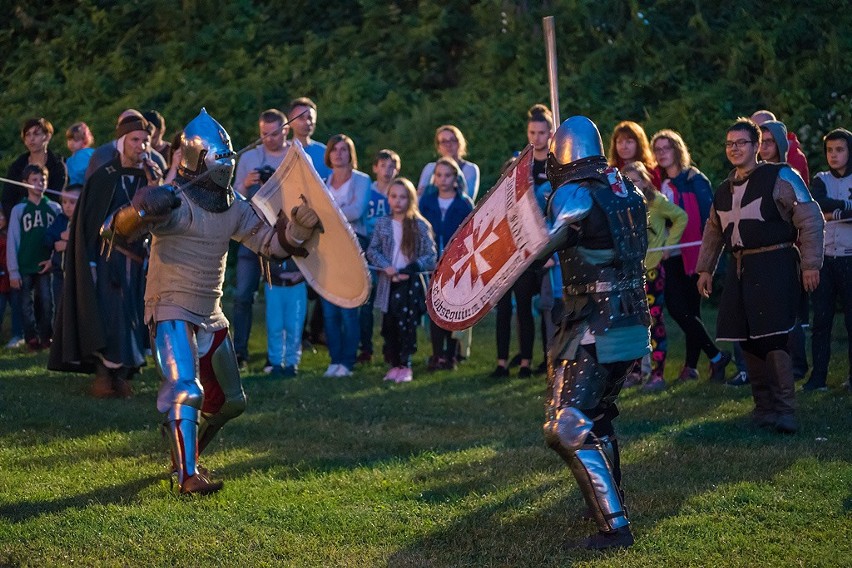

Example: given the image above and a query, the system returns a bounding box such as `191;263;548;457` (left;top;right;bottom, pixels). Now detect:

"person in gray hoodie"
759;120;789;162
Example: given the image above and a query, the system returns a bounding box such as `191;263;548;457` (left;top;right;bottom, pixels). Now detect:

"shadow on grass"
2;346;849;566
382;382;849;566
0;474;160;523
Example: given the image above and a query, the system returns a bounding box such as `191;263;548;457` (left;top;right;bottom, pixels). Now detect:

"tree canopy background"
1;0;849;189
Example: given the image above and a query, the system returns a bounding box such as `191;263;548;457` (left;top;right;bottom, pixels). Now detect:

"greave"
599;435;621;488
197;412;225;455
567;440;629;533
167;404;200;484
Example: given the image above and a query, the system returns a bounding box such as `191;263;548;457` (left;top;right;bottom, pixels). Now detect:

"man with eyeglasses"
696;118;823;434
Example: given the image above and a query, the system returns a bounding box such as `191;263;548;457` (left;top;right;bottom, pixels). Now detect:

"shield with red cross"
427;144;549;330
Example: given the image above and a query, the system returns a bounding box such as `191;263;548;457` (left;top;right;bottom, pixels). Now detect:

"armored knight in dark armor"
103;109;318;494
540;116;650;550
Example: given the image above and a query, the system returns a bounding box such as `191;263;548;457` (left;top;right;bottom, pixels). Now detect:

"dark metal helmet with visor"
546;116;608;189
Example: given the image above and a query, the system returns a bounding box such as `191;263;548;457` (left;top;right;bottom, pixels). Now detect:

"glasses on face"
438;137;458;146
653;144;673;155
725;139;753;149
760;139;776;147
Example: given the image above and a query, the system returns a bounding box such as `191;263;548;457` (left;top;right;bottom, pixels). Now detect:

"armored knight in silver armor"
104;109;318;495
540;116;651;549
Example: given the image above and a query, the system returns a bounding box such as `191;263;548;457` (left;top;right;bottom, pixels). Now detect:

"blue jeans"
321;298;359;370
810;256;852;384
265;282;307;367
231;245;262;360
20;272;53;342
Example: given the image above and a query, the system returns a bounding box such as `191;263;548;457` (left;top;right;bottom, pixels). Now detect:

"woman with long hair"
650;129;730;381
608;121;661;189
622;161;688;390
367;177;437;383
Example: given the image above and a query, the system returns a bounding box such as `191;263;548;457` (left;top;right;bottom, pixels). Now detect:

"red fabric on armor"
199;327;230;414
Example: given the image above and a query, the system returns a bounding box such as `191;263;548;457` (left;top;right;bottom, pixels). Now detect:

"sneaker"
709;351;732;383
563;526;635;551
489;365;509;378
236;356;249;372
357;351;372;364
281;365;297;378
536;361;548;374
508;353;523;368
642;374;666;392
323;364;341;377
4;336;24;349
262;360;275;374
383;368;400;382
517;366;532;379
334;365;353;377
623;371;643;388
395;367;413;383
439;357;457;371
678;367;699;381
726;371;750;387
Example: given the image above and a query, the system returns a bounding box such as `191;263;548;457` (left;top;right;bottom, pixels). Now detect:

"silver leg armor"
567;436;628;532
153;320;202;485
544;347;630;534
198;332;246;453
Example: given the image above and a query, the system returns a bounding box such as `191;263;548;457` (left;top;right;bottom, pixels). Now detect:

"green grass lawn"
0;302;850;567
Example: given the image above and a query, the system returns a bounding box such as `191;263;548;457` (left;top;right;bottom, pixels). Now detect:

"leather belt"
731;242;793;276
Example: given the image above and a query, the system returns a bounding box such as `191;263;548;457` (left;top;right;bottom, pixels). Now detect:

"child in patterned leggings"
623;161;688;390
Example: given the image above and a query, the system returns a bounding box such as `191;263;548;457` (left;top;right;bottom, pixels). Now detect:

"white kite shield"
251;140;371;308
427;145;549;331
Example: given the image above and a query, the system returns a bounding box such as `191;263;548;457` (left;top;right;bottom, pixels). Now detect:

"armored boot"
197;335;247;455
565;439;633;550
743;351;775;428
765;350;797;434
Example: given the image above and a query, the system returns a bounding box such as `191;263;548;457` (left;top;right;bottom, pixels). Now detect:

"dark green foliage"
1;0;850;189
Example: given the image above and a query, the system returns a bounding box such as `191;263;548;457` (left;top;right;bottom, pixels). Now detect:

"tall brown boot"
765;350;797;434
743;351;774;428
112;367;134;399
90;362;117;398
